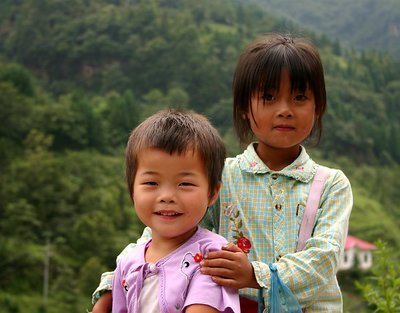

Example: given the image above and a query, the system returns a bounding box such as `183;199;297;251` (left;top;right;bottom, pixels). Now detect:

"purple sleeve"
183;270;240;313
112;262;128;313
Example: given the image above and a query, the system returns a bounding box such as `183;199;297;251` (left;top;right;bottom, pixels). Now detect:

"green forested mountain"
0;0;399;312
245;0;400;59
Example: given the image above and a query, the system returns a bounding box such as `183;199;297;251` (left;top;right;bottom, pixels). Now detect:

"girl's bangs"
255;47;313;94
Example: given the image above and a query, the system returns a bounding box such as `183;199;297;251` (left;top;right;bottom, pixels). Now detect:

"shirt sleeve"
253;169;353;308
183;269;240;313
91;227;153;304
111;259;127;313
91;271;114;305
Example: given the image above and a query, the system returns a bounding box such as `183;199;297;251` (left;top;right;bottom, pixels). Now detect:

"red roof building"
339;235;376;271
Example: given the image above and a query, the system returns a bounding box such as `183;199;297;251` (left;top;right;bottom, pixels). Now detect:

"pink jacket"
112;227;240;313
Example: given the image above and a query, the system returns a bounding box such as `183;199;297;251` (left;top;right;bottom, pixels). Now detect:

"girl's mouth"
274;125;295;131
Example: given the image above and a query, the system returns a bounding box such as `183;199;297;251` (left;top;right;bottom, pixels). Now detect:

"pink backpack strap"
296;166;329;252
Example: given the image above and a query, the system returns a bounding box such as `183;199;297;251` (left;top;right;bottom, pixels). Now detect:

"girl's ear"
242;104;252;120
208;182;221;207
314;112;320;123
314;103;320;119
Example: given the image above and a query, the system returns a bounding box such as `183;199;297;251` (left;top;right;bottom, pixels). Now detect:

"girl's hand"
200;243;260;289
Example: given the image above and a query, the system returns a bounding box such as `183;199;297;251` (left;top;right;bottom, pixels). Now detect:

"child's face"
132;147;218;243
247;70;316;153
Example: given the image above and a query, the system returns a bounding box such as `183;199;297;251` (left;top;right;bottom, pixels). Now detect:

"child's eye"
294;94;307;101
263;94;275;101
179;182;195;187
143;181;157;186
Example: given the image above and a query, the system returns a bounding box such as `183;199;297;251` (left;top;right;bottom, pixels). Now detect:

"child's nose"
277;100;293;117
159;186;176;203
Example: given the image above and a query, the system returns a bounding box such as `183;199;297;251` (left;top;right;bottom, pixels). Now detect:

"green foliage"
356;241;400;312
0;62;36;96
0;65;37;166
349;187;400;256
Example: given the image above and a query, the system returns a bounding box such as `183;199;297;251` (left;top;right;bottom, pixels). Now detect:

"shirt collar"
237;143;317;183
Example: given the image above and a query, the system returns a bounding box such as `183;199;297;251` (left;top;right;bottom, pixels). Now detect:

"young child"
198;33;353;312
92;33;353;313
110;109;240;313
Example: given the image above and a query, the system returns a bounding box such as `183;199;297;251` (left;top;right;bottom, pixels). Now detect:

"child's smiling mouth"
155;210;182;217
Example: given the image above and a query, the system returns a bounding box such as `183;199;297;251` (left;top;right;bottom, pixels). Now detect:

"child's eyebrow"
137;170;158;176
177;172;199;177
138;171;199;177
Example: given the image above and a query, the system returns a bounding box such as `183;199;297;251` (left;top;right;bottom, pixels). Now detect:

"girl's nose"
276;100;293;117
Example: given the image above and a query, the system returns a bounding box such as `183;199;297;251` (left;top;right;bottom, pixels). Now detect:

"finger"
205;249;238;260
200;257;236;270
200;266;236;278
221;243;242;252
210;276;241;289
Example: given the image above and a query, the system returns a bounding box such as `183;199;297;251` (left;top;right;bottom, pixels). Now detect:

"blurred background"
0;0;399;312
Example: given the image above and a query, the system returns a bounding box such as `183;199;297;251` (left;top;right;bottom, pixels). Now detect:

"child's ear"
314;113;320;124
242;112;248;120
208;182;221;206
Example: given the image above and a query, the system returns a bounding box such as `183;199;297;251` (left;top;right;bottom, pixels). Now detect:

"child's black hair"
233;33;327;145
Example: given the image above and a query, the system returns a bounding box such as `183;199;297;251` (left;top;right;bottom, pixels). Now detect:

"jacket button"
271;173;278;179
275;204;282;211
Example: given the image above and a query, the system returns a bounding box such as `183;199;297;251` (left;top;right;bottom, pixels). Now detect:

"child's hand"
92;291;112;313
200;243;260;289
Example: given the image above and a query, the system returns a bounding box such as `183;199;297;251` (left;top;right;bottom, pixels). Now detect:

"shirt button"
271;173;278;179
149;264;158;273
276;254;282;261
275;204;282;211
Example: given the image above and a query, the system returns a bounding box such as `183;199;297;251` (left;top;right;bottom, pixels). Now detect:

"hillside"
245;0;400;59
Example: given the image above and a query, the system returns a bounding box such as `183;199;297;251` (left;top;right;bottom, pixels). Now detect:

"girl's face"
133;148;219;246
246;70;316;162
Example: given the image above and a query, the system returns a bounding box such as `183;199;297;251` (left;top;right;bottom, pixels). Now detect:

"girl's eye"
263;94;274;101
179;182;195;187
294;94;307;101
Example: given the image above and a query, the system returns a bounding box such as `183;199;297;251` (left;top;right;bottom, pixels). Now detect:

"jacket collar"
237;143;317;183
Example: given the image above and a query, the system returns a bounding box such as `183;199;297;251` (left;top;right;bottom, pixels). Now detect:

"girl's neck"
254;144;301;171
145;227;197;263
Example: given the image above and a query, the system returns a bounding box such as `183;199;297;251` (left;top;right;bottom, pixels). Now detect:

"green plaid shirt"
93;144;352;312
202;143;352;312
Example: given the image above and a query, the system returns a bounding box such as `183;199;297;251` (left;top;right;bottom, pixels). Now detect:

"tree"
103;90;140;148
356;241;400;312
